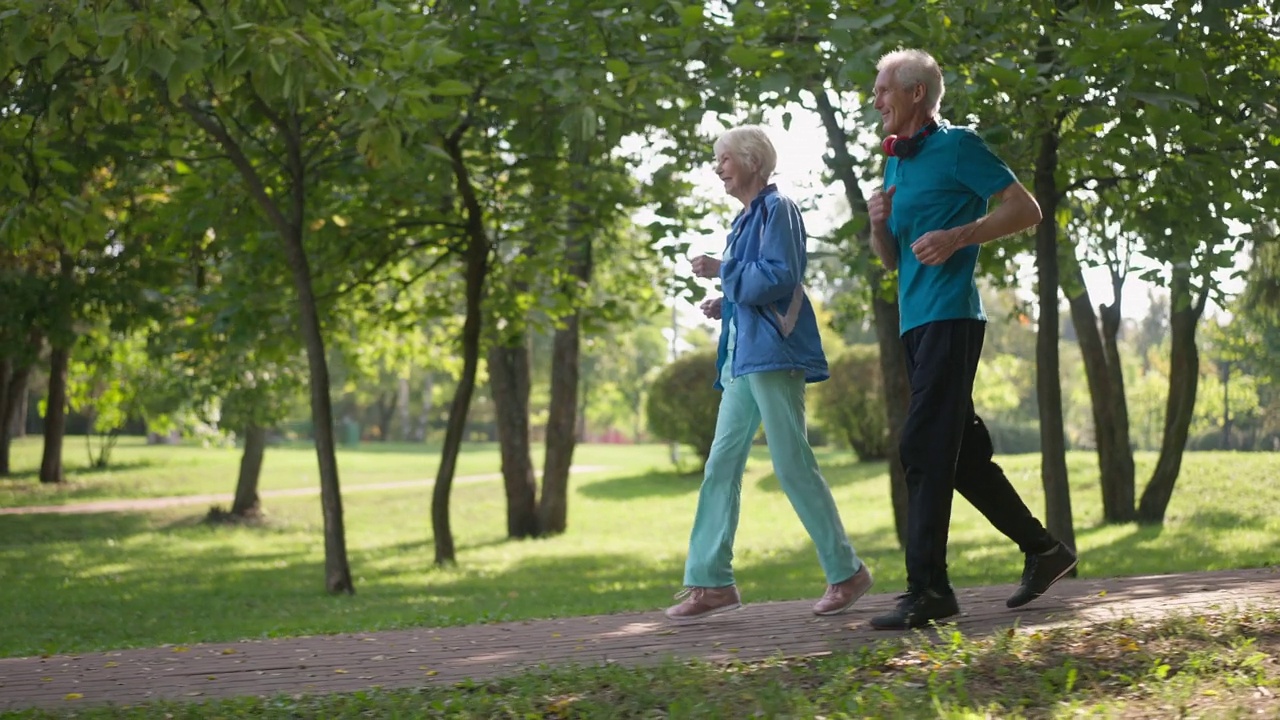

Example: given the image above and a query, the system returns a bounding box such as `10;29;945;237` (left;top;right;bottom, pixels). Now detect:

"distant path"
0;465;611;516
1;567;1276;711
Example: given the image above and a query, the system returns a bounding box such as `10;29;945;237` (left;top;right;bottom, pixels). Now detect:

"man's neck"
904;113;935;136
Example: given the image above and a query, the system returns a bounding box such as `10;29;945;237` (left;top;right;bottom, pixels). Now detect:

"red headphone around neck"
882;120;939;159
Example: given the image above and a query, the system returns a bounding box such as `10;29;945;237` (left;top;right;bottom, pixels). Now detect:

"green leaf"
8;173;29;196
45;45;70;76
831;15;867;30
605;58;630;78
98;13;137;38
146;46;176;77
432;79;472;96
725;45;761;70
366;85;391;111
870;13;896;29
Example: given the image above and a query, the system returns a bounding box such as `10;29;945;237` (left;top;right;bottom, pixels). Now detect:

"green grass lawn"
1;438;1277;661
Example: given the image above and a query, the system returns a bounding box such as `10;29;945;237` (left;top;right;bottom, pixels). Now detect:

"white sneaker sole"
664;602;743;623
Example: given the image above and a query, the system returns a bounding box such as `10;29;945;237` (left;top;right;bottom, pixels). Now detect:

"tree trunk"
872;292;911;549
0;337;38;477
539;199;595;536
1138;270;1206;523
375;389;397;441
434;131;492;565
1032;112;1078;553
1064;259;1135;523
183;101;354;594
488;341;539;538
39;344;71;484
397;376;412;442
813;90;910;548
1219;360;1231;450
416;374;434;442
11;390;26;439
231;424;267;517
0;359;13;477
540;315;582;535
283;223;354;593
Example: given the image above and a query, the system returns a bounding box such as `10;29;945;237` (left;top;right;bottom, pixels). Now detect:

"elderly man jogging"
866;48;1078;631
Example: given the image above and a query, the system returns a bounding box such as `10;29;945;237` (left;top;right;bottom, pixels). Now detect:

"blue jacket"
714;185;829;390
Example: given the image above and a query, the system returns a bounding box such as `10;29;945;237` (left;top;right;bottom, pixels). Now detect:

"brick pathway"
2;566;1277;711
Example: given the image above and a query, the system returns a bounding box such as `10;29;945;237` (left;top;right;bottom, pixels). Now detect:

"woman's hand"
691;255;722;279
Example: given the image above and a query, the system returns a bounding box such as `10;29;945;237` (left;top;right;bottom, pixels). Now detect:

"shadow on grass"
0;459;157;485
753;457;887;493
577;469;701;501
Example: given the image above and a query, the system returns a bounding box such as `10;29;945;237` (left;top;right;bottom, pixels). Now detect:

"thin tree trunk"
1138;270;1207;523
397;376;412;442
540;315;582;535
39;344;71;484
0;334;38;477
415;374;435;442
1219;361;1231;450
872;292;911;549
183;99;355;594
1064;259;1135;522
284;223;354;593
814;90;910;548
376;390;397;441
539;198;594;536
434;129;491;565
231;424;267;517
489;341;539;538
11;390;26;439
1032;109;1078;553
0;359;13;477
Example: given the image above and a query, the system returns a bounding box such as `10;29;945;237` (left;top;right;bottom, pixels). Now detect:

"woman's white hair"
713;126;777;184
877;48;945;116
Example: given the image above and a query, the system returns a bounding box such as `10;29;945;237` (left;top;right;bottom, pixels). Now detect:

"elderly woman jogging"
665;126;873;622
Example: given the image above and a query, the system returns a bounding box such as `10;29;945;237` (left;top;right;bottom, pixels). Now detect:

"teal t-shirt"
883;122;1017;335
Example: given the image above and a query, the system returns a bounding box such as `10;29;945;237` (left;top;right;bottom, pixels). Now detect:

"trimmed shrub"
985;421;1041;455
812;345;889;462
646;350;721;470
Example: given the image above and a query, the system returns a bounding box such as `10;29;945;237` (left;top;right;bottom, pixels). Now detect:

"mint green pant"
682;354;861;588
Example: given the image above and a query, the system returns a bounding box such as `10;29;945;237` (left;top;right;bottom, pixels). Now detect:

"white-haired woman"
665;126;873;621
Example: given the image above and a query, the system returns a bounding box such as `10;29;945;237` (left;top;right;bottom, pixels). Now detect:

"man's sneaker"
664;585;741;621
869;589;960;630
1006;541;1078;608
813;563;875;616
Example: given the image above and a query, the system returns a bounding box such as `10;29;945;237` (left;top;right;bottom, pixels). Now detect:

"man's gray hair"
877;48;945;116
714;126;777;184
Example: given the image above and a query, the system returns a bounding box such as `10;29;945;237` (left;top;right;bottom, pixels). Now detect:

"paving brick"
1;567;1276;711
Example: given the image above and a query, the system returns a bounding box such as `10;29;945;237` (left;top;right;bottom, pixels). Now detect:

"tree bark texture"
184;100;354;594
231;424;267;517
1064;261;1136;522
488;341;539;538
434;130;491;565
814;90;911;549
1138;269;1206;523
539;171;596;536
1032;115;1078;553
39;344;71;484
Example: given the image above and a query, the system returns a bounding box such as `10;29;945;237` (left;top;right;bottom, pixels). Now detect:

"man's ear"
912;82;927;104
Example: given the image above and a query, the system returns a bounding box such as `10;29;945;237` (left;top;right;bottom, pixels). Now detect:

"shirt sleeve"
955;130;1018;200
720;196;802;307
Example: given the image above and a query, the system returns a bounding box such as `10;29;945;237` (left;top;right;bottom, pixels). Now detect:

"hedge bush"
646;349;721;470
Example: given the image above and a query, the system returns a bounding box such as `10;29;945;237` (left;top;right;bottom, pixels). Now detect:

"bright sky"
660;102;1248;337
